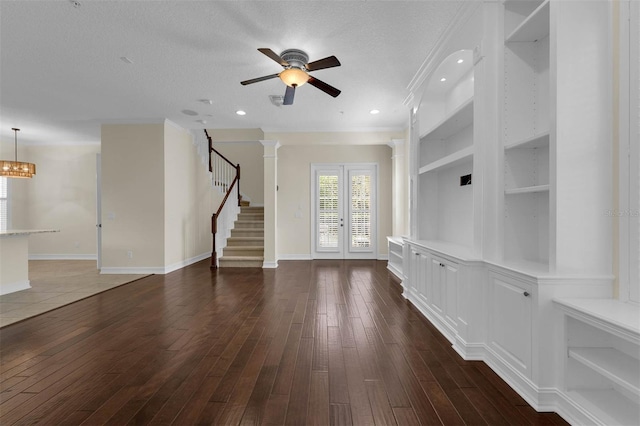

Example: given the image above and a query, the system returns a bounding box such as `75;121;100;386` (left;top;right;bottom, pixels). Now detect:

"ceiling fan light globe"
279;68;309;87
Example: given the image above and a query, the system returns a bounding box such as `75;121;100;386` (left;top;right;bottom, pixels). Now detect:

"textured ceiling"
0;0;464;144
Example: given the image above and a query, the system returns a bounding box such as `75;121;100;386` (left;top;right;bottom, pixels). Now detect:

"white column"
260;140;280;268
387;139;407;236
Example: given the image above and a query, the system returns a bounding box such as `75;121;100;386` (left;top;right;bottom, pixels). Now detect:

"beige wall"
101;124;165;268
101;122;216;272
9;144;100;257
211;142;264;205
164;122;216;266
277;144;393;258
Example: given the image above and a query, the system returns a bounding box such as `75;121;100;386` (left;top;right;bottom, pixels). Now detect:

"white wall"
102;122;216;272
9;143;100;258
211;142;264;205
277;144;393;258
101;124;166;269
164;122;216;267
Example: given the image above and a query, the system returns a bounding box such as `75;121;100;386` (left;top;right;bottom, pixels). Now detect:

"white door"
311;164;377;259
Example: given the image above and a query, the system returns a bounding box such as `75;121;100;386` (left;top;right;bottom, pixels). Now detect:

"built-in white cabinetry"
555;299;640;426
402;239;485;359
397;1;629;419
386;236;403;280
403;1;618;423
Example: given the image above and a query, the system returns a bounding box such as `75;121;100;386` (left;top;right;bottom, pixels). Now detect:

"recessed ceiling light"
370;109;380;115
199;99;213;105
120;56;133;64
236;110;246;116
182;109;198;116
440;77;447;82
457;59;464;64
196;119;207;124
69;0;81;8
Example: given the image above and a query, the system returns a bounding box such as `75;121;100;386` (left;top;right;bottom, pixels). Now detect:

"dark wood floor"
0;260;568;425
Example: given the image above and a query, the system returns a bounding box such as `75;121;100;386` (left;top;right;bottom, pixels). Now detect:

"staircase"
218;203;264;267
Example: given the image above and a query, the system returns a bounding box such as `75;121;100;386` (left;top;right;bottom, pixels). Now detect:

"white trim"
259;140;281;149
100;267;162;275
262;260;278;269
29;254;97;261
163;252;211;274
100;252;210;275
278;254;312;261
0;279;30;296
377;254;388;261
164;119;184;131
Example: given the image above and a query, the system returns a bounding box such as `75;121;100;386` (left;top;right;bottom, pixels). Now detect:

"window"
0;177;7;230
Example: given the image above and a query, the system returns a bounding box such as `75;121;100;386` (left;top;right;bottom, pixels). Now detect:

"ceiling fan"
241;48;341;105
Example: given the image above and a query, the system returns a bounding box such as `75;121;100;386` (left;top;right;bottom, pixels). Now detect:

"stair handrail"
206;129;241;269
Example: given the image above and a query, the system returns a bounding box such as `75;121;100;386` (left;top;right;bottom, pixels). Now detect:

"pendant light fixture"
0;128;36;178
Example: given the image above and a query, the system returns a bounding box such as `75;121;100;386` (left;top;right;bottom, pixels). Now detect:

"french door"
311;164;377;259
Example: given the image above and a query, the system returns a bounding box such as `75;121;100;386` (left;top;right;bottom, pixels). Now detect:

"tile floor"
0;260;148;328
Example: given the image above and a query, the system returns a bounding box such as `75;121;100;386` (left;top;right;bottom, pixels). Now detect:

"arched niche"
417;49;474;137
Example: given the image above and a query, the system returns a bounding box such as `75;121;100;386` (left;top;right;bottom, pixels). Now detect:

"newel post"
210;213;218;269
236;164;241;206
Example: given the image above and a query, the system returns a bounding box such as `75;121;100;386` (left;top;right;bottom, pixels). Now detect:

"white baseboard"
0;280;31;296
378;254;389;260
262;260;278;268
29;254;97;261
278;254;312;261
101;252;210;275
100;266;163;275
163;252;210;274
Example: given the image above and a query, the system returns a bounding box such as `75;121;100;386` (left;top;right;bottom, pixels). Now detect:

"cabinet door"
417;251;430;304
409;247;420;294
443;261;458;329
488;272;533;378
430;257;444;315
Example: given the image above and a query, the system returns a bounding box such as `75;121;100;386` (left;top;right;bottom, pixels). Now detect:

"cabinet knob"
523;291;530;297
440;263;445;267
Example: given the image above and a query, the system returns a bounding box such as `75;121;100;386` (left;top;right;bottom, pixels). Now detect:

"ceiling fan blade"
258;48;289;67
240;73;279;85
308;77;341;98
283;85;295;105
306;55;341;71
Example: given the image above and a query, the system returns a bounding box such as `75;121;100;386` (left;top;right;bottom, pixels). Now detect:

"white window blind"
0;177;7;230
350;174;371;248
318;175;339;248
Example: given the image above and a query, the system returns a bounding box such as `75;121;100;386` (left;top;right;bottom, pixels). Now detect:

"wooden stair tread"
219;255;264;261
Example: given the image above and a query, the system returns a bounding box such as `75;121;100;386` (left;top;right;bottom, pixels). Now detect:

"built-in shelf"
486;259;550;277
568;347;640;397
420;97;474;140
567;389;639;426
554;299;640;340
505;131;550;150
506;0;550;43
419;146;474;175
504;184;549;195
